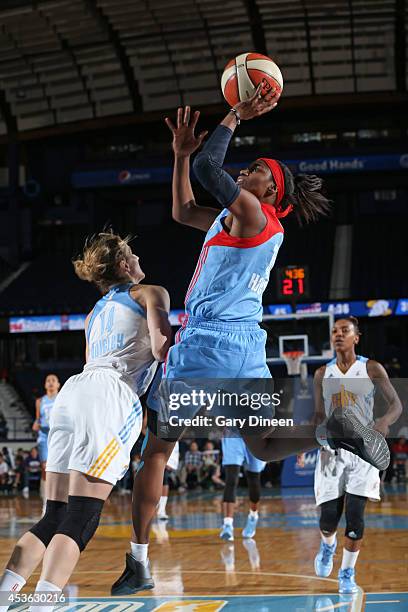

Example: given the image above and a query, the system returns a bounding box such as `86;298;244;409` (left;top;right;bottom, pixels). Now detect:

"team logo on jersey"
331;384;357;408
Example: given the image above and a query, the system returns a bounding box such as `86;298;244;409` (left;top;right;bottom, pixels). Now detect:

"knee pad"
55;495;104;552
319;496;344;535
345;494;367;540
246;470;261;504
30;500;67;547
223;465;240;503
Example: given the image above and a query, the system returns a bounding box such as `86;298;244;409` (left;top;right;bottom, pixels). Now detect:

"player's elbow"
151;337;171;362
193;152;213;187
152;346;168;362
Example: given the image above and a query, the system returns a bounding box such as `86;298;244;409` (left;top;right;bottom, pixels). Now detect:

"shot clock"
277;265;309;300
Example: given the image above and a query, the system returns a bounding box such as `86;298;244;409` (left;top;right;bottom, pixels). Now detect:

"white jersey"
323;355;375;427
85;283;157;396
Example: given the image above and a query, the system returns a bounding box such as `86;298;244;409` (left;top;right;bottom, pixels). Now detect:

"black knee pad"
30;500;67;547
223;465;240;503
246;470;261;504
55;495;104;552
345;493;367;540
319;496;344;535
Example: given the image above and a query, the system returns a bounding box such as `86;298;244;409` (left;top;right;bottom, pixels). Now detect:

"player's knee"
30;499;67;547
345;494;367;540
246;471;261;504
319;498;343;534
55;495;104;552
223;466;240;503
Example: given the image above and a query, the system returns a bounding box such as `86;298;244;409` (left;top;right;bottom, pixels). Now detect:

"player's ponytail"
73;230;133;293
279;162;331;224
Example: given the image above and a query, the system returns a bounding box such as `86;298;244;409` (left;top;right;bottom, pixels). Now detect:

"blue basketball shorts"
147;316;271;420
164;316;271;379
37;432;48;463
222;436;266;472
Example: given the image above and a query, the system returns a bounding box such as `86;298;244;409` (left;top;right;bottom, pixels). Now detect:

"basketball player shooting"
112;87;389;595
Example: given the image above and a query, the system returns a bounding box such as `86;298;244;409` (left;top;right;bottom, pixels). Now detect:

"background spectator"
0;453;10;493
24;447;41;492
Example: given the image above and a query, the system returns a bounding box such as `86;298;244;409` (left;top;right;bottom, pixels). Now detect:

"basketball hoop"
282;351;305;376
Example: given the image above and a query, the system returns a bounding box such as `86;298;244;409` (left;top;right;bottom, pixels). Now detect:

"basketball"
221;52;283;106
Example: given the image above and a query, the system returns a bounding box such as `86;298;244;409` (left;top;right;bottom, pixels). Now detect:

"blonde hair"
73;230;133;293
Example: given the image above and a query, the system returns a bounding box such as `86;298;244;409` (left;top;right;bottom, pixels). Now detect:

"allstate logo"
400;154;408;169
118;170;131;183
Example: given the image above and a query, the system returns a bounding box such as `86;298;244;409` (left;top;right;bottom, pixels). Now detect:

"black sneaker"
325;407;390;471
111;553;154;595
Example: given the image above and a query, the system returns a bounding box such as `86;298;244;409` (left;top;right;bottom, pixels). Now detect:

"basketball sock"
249;510;258;519
223;517;233;527
28;579;62;612
341;548;359;569
158;496;168;515
321;532;336;546
0;569;26;612
130;542;148;566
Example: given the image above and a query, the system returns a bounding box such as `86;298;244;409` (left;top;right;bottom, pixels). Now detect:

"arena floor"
0;485;407;611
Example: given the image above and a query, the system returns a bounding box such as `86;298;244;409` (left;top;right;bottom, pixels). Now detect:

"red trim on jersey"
184;246;209;305
204;204;283;249
163;314;188;375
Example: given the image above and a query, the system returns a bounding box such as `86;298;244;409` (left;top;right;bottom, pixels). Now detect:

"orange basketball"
221;52;283;106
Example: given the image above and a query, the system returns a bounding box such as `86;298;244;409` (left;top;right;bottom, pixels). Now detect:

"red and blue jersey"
185;204;284;322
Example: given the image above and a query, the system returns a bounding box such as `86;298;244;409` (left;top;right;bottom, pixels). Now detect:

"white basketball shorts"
46;367;142;485
314;447;380;506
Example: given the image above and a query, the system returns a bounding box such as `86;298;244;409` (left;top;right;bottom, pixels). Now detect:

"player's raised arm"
192;85;280;233
367;360;403;437
142;285;172;362
165;107;219;232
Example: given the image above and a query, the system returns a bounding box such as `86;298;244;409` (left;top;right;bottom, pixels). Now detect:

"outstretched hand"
234;83;281;120
165;106;208;157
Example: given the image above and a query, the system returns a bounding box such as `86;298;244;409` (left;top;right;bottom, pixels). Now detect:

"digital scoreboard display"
277;265;310;299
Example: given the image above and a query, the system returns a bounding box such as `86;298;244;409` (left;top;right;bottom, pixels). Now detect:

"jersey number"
99;306;115;335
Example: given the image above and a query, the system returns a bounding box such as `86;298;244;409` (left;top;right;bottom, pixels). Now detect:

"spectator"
392;437;408;482
200;441;224;490
0;453;10;493
2;447;14;470
184;441;203;489
13;455;29;498
0;413;8;441
24;447;41;491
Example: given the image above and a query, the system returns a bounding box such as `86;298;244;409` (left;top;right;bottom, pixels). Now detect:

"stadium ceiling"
0;0;406;137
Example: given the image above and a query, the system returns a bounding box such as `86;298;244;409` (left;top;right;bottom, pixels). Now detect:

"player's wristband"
229;108;241;125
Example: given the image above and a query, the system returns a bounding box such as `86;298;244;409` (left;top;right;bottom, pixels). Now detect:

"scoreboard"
277;265;310;299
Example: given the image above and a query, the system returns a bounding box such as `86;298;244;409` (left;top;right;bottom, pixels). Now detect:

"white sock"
158;496;168;514
341;548;359;570
249;509;258;519
321;532;336;546
223;517;233;527
28;579;62;612
0;569;26;612
130;542;148;566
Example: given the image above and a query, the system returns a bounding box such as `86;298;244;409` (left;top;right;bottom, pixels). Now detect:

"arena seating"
351;216;408;299
0;382;35;441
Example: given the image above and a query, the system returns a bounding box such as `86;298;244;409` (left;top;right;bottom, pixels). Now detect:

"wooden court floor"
0;485;407;610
